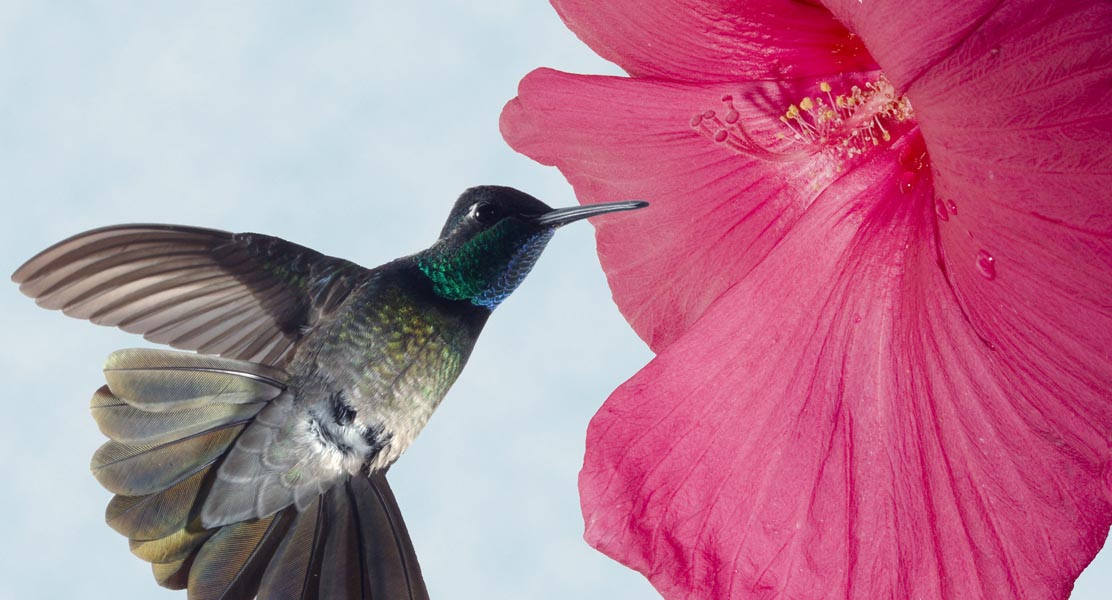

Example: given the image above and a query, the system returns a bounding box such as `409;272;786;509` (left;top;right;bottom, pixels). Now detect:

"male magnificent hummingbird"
11;186;648;599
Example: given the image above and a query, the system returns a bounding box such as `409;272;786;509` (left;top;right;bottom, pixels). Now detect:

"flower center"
691;76;915;162
780;76;913;157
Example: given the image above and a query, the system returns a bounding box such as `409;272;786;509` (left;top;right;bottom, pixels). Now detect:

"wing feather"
12;224;367;366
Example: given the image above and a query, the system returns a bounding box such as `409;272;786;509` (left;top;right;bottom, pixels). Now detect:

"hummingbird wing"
94;347;429;599
11;224;364;367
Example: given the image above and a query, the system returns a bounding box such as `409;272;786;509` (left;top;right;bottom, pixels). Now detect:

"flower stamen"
692;76;913;163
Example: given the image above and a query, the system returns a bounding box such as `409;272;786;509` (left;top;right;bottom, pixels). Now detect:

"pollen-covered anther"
774;75;913;159
689;80;911;161
778;93;841;146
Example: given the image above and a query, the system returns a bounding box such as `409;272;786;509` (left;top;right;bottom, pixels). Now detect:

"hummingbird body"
286;270;480;473
12;186;646;600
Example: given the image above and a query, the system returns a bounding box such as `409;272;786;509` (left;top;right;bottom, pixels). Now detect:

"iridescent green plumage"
417;218;554;308
11;185;647;600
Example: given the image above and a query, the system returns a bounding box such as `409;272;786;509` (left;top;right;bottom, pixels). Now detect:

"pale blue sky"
0;3;1106;599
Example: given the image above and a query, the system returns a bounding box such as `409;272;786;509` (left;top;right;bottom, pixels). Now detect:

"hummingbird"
12;185;647;600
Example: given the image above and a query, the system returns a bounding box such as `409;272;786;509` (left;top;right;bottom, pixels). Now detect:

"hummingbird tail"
91;348;428;599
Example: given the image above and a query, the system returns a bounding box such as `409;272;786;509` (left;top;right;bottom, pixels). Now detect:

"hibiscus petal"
916;0;1112;465
551;0;877;81
821;0;1003;90
502;67;882;351
580;135;1112;599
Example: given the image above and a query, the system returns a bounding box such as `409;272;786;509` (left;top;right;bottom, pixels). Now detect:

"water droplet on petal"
946;199;957;215
720;94;733;102
935;198;950;221
690;114;703;127
724;110;739;124
703;109;716;119
853;314;862;324
976;250;996;280
899;171;917;194
714;130;728;143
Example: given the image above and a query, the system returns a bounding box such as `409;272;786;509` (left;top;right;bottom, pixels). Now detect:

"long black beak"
531;200;649;228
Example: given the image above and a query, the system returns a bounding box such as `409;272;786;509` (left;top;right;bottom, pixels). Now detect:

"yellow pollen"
690;76;913;162
775;75;913;159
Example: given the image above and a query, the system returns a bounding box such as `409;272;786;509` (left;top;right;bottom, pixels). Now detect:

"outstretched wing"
12;224;365;366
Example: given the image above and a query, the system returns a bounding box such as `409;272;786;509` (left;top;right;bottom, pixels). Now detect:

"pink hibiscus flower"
501;1;1112;598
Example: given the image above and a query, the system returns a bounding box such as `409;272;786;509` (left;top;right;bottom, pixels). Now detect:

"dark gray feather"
12;224;365;366
350;474;429;600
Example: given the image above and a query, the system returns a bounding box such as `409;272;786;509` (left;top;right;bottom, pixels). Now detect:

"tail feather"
89;348;430;599
188;512;295;600
256;495;328;599
251;475;430;600
318;479;365;599
348;475;428;599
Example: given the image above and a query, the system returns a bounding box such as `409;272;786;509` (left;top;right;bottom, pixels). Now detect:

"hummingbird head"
416;185;647;309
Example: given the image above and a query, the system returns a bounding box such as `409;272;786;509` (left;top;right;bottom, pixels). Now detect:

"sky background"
0;2;1107;599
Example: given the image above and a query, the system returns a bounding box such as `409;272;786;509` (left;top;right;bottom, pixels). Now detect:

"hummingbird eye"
469;202;501;225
